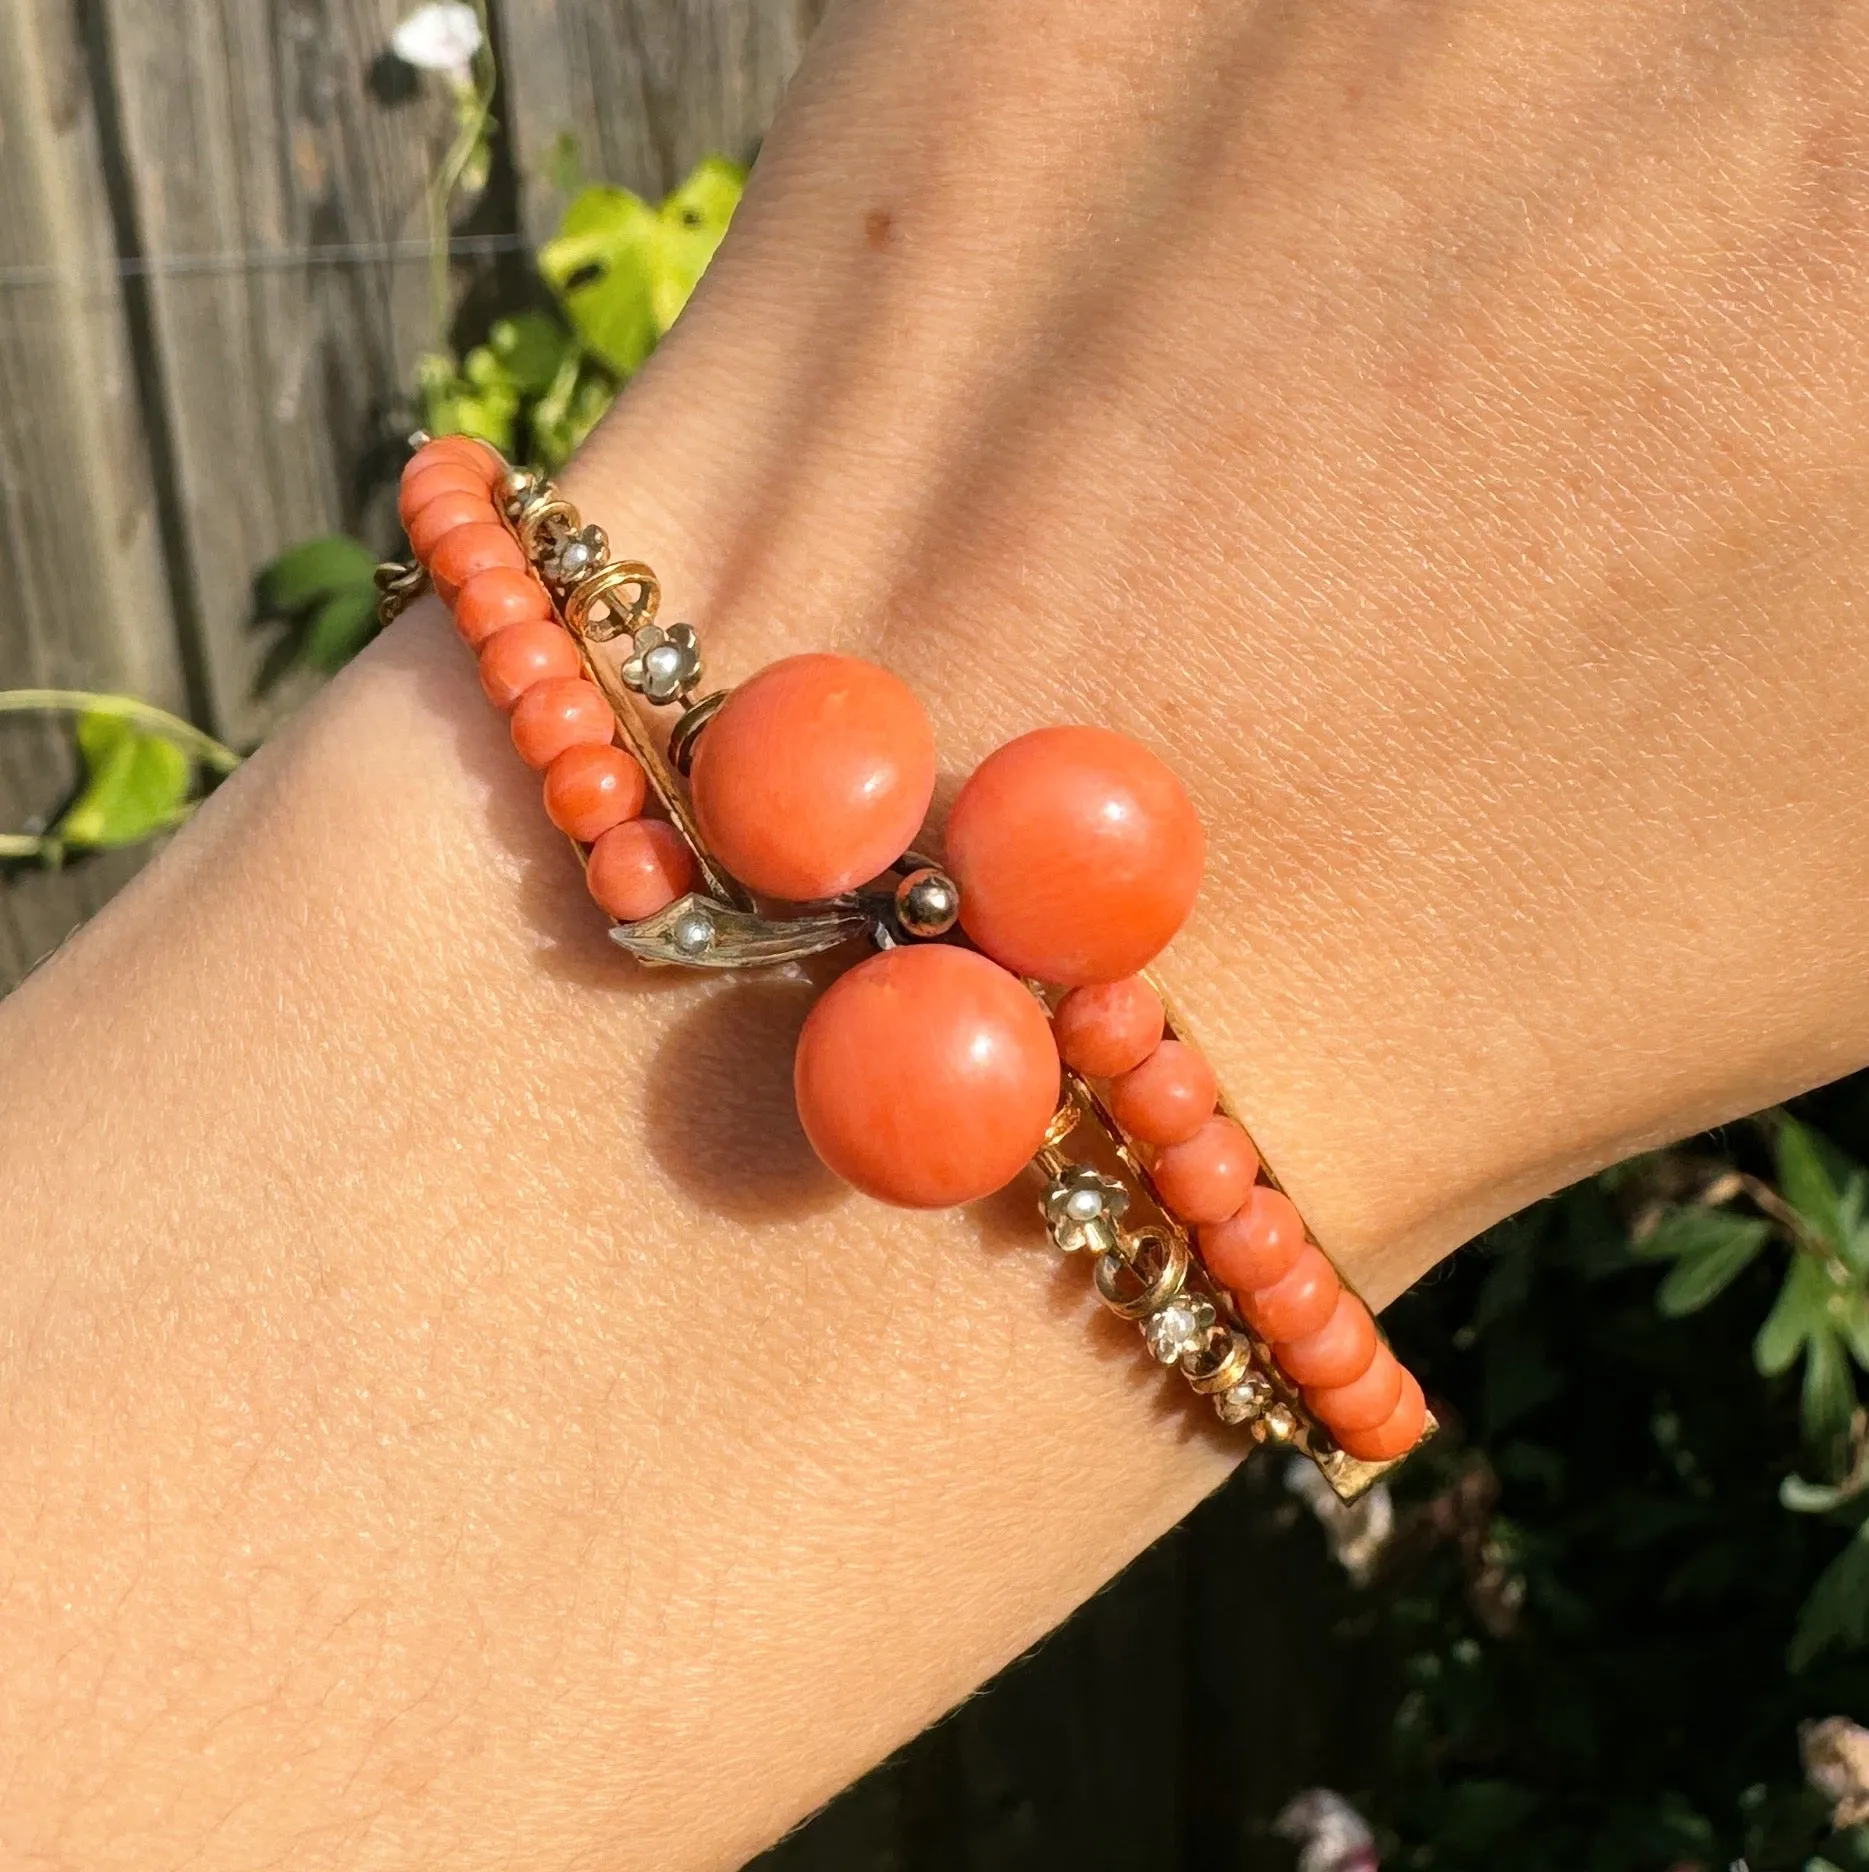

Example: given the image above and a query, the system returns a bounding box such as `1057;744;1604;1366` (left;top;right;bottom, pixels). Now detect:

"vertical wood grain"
497;0;827;237
0;0;183;985
91;0;467;746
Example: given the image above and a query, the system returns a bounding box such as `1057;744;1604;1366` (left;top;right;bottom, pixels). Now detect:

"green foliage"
255;534;382;673
1789;1527;1869;1674
256;156;744;685
0;690;241;863
536;155;744;377
417;157;745;471
1632;1115;1869;1470
1333;1095;1869;1871
1634;1207;1771;1316
58;711;191;848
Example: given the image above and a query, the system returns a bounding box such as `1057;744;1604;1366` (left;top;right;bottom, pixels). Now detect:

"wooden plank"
93;0;475;746
747;1532;1190;1870
0;0;186;988
1184;1463;1369;1867
498;0;828;238
749;1755;905;1870
929;1531;1190;1870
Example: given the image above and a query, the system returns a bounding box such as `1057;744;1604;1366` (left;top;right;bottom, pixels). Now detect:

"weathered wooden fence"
0;0;822;985
0;5;1333;1864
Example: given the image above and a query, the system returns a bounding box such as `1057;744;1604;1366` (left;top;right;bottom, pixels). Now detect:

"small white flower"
1286;1457;1395;1587
391;3;482;76
1274;1790;1379;1872
1804;1716;1869;1829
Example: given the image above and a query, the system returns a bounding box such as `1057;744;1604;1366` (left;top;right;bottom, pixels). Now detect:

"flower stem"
0;690;242;773
427;8;498;355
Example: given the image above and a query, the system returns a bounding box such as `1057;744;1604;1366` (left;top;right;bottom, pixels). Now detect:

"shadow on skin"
384;605;701;998
963;1150;1245;1451
371;616;1242;1453
378;618;841;1219
644;971;849;1222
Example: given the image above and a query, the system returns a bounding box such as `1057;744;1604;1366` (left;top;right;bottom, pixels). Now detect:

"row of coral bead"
397;438;696;925
1053;975;1426;1464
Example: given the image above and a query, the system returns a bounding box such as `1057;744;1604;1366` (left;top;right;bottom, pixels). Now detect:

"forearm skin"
8;1;1869;1864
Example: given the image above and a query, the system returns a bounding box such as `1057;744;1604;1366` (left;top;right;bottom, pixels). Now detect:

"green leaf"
1648;1213;1772;1315
538;157;744;378
538;185;662;377
1789;1524;1869;1670
1838;1171;1869;1280
1758;1255;1832;1377
256;534;378;616
1633;1204;1763;1262
1804;1325;1858;1453
416;349;519;452
486;311;576;398
1837;1291;1869;1373
1777;1114;1852;1250
531;360;616;474
301;588;381;673
648;154;744;331
55;711;191;849
462;345;518;393
1430;1779;1541;1852
1781;1471;1869;1515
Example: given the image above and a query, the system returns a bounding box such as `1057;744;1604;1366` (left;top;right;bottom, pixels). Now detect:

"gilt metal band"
378;438;1429;1501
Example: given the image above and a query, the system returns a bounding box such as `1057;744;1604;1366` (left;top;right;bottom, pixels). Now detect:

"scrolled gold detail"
565;559;661;642
1041;1090;1084;1154
374;559;429;626
1093;1230;1188;1321
1181;1326;1257;1397
517;495;582;559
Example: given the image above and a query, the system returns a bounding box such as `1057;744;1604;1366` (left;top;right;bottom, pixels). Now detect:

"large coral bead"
691;653;937;901
794;945;1060;1208
945;725;1204;986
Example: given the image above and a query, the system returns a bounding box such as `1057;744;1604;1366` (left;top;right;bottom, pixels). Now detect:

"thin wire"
0;231;530;290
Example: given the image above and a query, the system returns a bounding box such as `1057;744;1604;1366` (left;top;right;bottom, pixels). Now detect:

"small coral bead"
453;567;553;649
406;435;501;487
1334;1371;1428;1463
431;521;526;600
1200;1186;1309;1293
946;724;1205;986
1053;977;1165;1079
407;488;497;562
586;819;697;922
794;945;1060;1209
478;620;582;711
399;460;494;526
1275;1290;1378;1389
510;677;614;770
1239;1242;1340;1343
1106;1039;1216;1146
1151;1117;1260;1224
690;653;937;900
1304;1344;1405;1435
543;744;646;843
